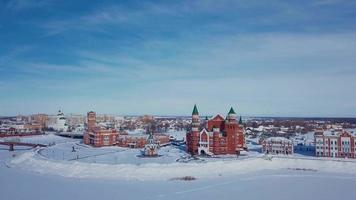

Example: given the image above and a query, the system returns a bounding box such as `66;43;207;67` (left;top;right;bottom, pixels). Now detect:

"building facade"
87;111;96;132
315;129;356;158
30;114;48;130
262;137;293;155
186;105;246;156
83;111;170;148
67;114;85;127
83;111;118;147
117;132;169;148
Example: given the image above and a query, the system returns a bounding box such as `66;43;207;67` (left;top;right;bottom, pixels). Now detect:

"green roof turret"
228;107;236;115
192;104;199;115
239;116;243;124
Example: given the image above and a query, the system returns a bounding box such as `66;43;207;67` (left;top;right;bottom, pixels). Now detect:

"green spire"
192;104;199;115
147;131;155;144
148;132;154;140
239;116;243;124
228;107;236;115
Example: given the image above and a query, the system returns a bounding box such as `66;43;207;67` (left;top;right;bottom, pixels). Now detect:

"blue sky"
1;0;356;117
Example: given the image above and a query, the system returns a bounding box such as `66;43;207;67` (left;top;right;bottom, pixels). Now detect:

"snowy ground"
38;142;187;165
165;130;186;140
2;133;356;199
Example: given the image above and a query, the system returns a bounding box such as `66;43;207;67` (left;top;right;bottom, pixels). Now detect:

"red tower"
186;104;200;154
87;111;96;132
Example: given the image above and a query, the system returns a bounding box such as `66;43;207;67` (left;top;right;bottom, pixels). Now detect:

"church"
186;105;246;156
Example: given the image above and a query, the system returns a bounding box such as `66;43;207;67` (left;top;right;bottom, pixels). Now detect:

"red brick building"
186;105;246;156
83;111;118;147
315;129;356;158
83;111;169;148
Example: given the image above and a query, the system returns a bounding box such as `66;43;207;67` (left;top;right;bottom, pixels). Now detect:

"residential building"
31;114;48;130
117;132;169;148
262;137;293;155
315;129;356;158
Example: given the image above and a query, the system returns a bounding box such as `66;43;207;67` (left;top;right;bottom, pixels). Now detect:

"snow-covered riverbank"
8;147;356;181
2;133;356;200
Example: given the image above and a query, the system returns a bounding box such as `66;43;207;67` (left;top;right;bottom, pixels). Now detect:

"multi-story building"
96;114;115;123
315;129;356;158
83;111;118;147
67;114;85;127
30;114;48;130
186;105;246;156
117;132;169;148
84;111;170;148
262;137;293;155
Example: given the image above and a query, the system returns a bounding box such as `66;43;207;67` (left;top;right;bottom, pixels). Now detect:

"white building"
10;124;25;132
47;110;68;132
142;132;159;157
262;137;293;155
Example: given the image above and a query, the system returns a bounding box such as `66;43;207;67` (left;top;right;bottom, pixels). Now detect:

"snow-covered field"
2;133;356;200
37;143;187;165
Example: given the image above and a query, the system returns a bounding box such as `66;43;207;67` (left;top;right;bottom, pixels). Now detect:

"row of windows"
264;145;292;148
316;140;356;146
316;145;356;150
317;151;355;158
264;146;292;149
341;141;351;145
265;150;292;155
316;146;338;150
316;143;356;147
316;152;338;157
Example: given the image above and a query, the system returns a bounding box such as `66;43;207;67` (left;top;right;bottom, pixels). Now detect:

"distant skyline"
1;0;356;117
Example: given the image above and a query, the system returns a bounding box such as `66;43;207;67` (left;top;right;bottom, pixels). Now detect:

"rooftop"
264;137;292;143
317;129;356;137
